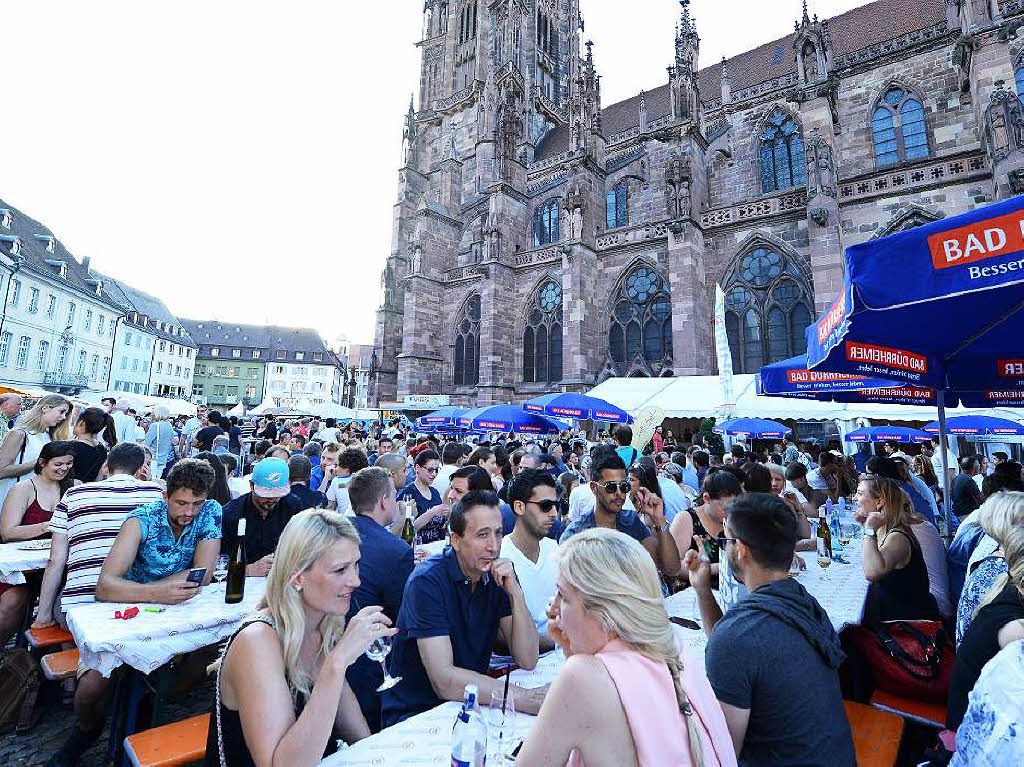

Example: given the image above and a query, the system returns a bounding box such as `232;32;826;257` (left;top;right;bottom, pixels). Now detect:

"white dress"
0;429;51;510
952;639;1024;766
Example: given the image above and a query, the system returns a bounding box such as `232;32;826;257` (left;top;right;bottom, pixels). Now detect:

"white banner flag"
714;284;736;407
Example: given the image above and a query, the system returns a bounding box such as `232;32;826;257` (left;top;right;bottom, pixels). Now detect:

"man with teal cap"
220;457;301;575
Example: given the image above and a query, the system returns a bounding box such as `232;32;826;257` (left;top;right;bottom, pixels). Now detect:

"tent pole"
937;390;954;542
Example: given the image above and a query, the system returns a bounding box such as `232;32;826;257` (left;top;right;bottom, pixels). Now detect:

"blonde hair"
259;509;361;695
977;492;1024;612
859;476;914;535
18;395;72;441
558;529;707;765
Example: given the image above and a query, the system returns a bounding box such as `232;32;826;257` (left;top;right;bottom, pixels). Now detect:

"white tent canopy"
588;374;1024;424
225;402;246;417
248;397;278;415
77;390;196;417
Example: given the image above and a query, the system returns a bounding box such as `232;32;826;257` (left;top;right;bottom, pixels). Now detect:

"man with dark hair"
432;441;465;496
221;458;302;574
992;451;1009;466
685;493;855;765
383;490;543;726
346;467;414;732
613;424;638;466
97;459;221;603
805;451;839;507
930;435;957;486
326;447;370;512
38;445;166;767
951;455;985;519
692;449;711;488
289;433;307;455
286;454;328;510
314;417;340;443
730;444;747;463
194;410;225;452
559;453;680;578
502;470;559;650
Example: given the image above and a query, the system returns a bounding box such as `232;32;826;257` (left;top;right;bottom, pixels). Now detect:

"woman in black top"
669;469;742;585
947;491;1024;730
69;407;116;483
855;476;938;624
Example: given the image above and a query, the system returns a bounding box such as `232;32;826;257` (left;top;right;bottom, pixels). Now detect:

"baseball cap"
251;458;291;498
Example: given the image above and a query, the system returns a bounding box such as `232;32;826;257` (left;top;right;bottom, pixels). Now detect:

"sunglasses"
716;532;742;549
527;499;559;512
600;480;631;495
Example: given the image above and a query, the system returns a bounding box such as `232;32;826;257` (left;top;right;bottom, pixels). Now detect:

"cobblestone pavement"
0;678;213;767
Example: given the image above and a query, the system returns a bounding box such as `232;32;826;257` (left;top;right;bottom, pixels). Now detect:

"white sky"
2;0;871;346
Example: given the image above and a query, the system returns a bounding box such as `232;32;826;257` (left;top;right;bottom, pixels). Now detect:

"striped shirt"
49;475;165;613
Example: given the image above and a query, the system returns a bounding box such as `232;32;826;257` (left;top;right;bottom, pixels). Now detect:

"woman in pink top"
517;528;736;767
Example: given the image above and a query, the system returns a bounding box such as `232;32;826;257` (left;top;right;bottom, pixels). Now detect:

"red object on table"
114;607;140;620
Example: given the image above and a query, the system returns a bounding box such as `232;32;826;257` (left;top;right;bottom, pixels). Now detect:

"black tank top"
865;527;939;625
205;616;336;767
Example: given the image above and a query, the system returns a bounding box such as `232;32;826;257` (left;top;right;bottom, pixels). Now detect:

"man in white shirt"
926;437;957;486
805;451;839;506
111;398;139;445
500;469;559;651
431;441;465;497
327;447;369;514
314;417;341;444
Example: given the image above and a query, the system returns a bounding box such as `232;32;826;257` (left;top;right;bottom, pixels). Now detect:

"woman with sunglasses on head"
670;469;743;586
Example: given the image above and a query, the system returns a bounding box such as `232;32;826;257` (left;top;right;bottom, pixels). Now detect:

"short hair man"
286;454;328;510
559;453;680;578
805;451;839;507
37;443;163;765
0;392;22;440
930;436;957;486
502;470;560;651
194;409;226;453
992;451;1008;466
684;493;855;764
111;398;139;446
326;448;370;512
221;458;302;576
97;459;221;603
613;425;638;467
432;441;465;496
383;490;543;726
346;467;415;732
951;455;985;519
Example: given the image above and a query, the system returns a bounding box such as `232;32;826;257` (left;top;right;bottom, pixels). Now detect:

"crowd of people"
0;392;1023;765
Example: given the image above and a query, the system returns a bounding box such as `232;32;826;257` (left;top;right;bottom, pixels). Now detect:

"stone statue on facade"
665;154;692;220
564;179;586;241
805;130;837;199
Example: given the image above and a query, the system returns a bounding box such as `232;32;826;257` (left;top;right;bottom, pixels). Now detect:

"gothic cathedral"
371;0;1024;407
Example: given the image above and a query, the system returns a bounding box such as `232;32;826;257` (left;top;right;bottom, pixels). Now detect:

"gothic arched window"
1016;62;1024;101
760;108;806;194
608;264;673;376
523;280;563;383
453;294;481;387
534;199;560;246
606;182;628;229
723;245;814;373
872;87;929;168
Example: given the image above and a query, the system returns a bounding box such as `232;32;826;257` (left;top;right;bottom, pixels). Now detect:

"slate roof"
0;198;128;313
180;319;341;367
97;274;196;346
535;0;948;160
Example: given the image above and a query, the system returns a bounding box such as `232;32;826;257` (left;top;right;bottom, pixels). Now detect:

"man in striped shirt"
33;443;163;767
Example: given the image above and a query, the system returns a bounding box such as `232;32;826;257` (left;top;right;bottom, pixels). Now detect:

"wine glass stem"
379;659;389;683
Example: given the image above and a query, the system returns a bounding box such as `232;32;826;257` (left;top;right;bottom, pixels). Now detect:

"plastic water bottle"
451;684;487;767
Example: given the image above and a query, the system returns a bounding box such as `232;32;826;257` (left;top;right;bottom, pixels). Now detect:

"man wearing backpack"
613;425;638;468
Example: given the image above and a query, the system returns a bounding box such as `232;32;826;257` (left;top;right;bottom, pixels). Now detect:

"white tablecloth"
321;543;870;765
321;652;564;766
66;578;267;677
0;541;49;585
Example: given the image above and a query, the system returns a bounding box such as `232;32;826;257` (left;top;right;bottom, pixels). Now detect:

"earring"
293;584;303;593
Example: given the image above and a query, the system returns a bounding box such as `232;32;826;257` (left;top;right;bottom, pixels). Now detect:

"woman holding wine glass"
207;509;397;767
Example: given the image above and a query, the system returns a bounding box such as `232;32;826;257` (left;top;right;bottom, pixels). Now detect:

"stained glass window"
534;199;560;246
607;265;673;376
872;87;929;168
454;294;480;387
523;281;563;383
606;183;628;229
760;108;806;193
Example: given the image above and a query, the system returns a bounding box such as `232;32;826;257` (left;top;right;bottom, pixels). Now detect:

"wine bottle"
225;517;247;604
817;509;833;559
401;501;416;546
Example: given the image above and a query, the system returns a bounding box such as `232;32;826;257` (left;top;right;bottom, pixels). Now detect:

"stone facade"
371;0;1024;406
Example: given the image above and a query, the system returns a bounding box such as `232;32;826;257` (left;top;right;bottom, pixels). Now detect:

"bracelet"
863;527;877;538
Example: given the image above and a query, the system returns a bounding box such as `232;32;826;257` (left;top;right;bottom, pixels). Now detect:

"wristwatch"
863;527;877;538
651;523;667;533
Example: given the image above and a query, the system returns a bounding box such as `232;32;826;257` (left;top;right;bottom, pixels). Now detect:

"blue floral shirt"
124;499;222;584
956;556;1007;648
952;640;1024;766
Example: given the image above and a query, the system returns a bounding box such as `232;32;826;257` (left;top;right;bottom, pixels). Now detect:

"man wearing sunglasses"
559;453;681;578
502;469;561;651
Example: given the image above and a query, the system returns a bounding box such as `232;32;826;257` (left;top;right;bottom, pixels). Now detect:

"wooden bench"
123;714;210;767
844;700;904;767
40;649;80;681
870;690;947;728
24;625;73;649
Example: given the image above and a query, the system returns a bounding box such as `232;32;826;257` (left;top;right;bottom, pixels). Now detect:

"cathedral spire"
720;55;731;105
802;0;810;25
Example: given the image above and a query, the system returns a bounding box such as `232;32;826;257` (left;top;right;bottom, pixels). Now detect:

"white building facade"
264;329;344;410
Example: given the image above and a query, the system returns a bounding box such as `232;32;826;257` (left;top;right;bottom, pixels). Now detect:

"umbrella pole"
937;391;954;542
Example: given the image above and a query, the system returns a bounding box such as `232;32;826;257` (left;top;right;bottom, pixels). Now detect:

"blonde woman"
0;394;72;509
518;528;735;767
948;491;1024;731
855;475;939;625
209;509;395;767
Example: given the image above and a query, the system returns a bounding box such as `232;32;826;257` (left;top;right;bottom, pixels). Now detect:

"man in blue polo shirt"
559;453;681;578
382;490;546;727
345;466;414;732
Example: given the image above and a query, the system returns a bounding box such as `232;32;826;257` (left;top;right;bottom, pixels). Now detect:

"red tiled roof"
535;0;948;160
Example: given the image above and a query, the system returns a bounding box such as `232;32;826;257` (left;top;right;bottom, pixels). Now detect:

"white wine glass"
213;555;230;583
816;536;833;580
487;690;517;765
366;636;401;692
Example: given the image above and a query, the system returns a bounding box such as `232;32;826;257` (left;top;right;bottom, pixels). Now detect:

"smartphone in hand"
186;567;207;585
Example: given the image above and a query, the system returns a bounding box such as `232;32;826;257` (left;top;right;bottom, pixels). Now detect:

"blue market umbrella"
522;392;633;423
922;415;1024;437
844;426;932;444
415;406;469;430
458;404;567;435
713;418;791;439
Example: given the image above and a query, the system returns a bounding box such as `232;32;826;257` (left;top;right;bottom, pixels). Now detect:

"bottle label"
237;518;246;536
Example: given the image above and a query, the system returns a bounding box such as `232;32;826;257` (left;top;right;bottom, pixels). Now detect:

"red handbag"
848;620;954;702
